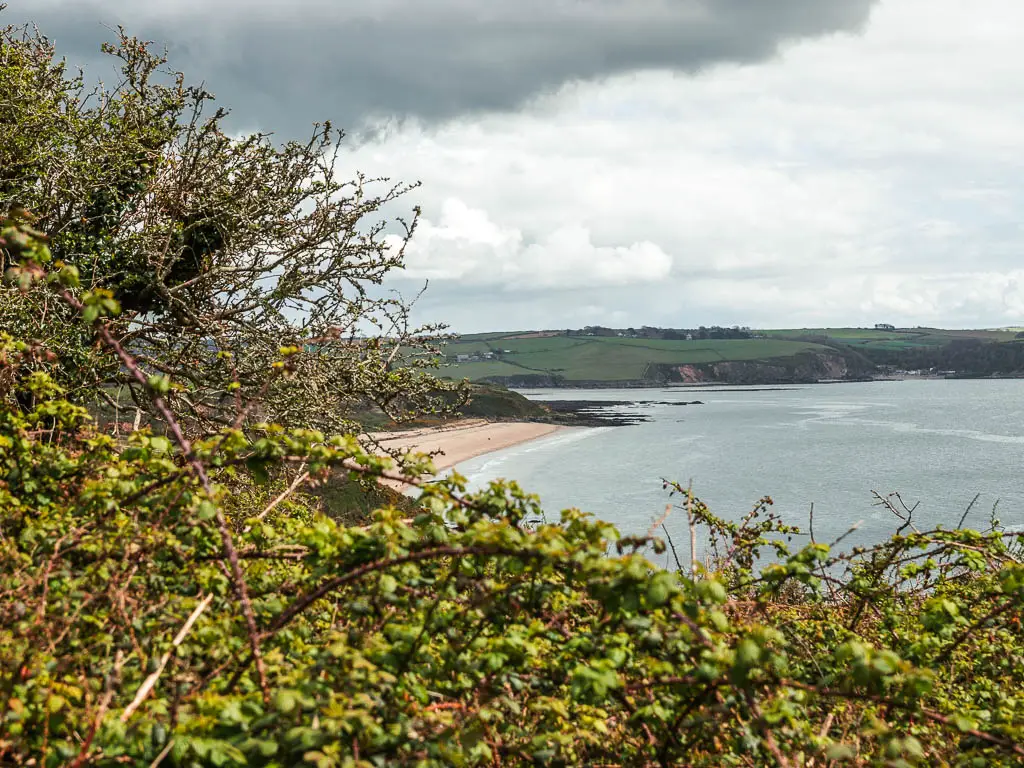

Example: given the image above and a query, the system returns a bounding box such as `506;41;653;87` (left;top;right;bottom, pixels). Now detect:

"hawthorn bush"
2;215;1024;766
1;19;461;434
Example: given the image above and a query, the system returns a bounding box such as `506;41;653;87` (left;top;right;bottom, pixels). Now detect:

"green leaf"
735;639;761;667
255;740;278;757
825;744;856;761
149;436;171;454
46;695;66;713
696;579;727;604
952;714;978;732
197;501;218;520
646;578;670;606
147;374;171;396
274;690;299;714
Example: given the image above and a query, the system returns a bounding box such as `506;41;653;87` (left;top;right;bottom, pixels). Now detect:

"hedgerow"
4;14;1024;764
2;212;1024;767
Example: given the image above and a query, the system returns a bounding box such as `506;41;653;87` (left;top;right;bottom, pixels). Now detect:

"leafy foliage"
3;19;1024;767
0;19;461;434
1;219;1024;766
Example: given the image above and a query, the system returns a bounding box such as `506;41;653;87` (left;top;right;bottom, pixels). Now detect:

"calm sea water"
453;381;1024;565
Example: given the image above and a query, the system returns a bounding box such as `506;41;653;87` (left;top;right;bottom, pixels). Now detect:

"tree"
1;19;460;435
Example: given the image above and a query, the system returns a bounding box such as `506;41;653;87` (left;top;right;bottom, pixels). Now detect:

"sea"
452;380;1024;568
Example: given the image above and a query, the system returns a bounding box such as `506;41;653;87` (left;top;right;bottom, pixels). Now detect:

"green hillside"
765;327;1018;351
441;334;831;383
439;326;1024;385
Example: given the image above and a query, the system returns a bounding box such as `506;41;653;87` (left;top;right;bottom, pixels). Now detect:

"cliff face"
471;350;876;388
666;350;872;385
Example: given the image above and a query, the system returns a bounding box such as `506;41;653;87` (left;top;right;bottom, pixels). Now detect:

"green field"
439;360;530;380
448;331;528;342
437;326;1024;384
764;327;1018;351
441;334;829;382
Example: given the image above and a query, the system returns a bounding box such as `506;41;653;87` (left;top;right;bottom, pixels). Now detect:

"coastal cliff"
472;349;875;388
662;349;875;385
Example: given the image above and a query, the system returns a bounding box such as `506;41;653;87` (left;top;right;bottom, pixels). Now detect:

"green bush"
1;222;1023;765
3;22;1024;764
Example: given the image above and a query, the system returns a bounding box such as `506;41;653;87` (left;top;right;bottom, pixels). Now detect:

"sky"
10;0;1024;332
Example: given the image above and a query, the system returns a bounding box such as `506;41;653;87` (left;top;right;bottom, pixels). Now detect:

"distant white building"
874;323;896;331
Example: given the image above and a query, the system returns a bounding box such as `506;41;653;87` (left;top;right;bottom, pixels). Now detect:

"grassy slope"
442;336;830;382
765;327;1018;352
450;331;528;342
309;475;415;527
459;383;549;419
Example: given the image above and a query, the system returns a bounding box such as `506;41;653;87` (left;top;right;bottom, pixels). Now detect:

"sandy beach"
369;420;563;486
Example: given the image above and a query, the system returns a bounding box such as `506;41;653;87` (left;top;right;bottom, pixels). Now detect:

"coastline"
370;419;565;487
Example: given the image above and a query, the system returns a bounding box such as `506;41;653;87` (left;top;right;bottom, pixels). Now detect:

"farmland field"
437;326;1024;384
441;335;829;382
764;327;1019;351
437;361;530;380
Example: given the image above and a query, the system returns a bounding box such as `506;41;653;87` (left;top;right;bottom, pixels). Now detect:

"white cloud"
393;199;672;288
346;0;1024;331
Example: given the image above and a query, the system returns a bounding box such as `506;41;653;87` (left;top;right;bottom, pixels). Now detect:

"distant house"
874;323;896;331
454;351;496;363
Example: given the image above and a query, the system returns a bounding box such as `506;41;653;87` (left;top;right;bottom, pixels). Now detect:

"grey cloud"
9;0;877;136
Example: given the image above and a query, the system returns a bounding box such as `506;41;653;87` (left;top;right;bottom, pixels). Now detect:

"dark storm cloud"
8;0;877;136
